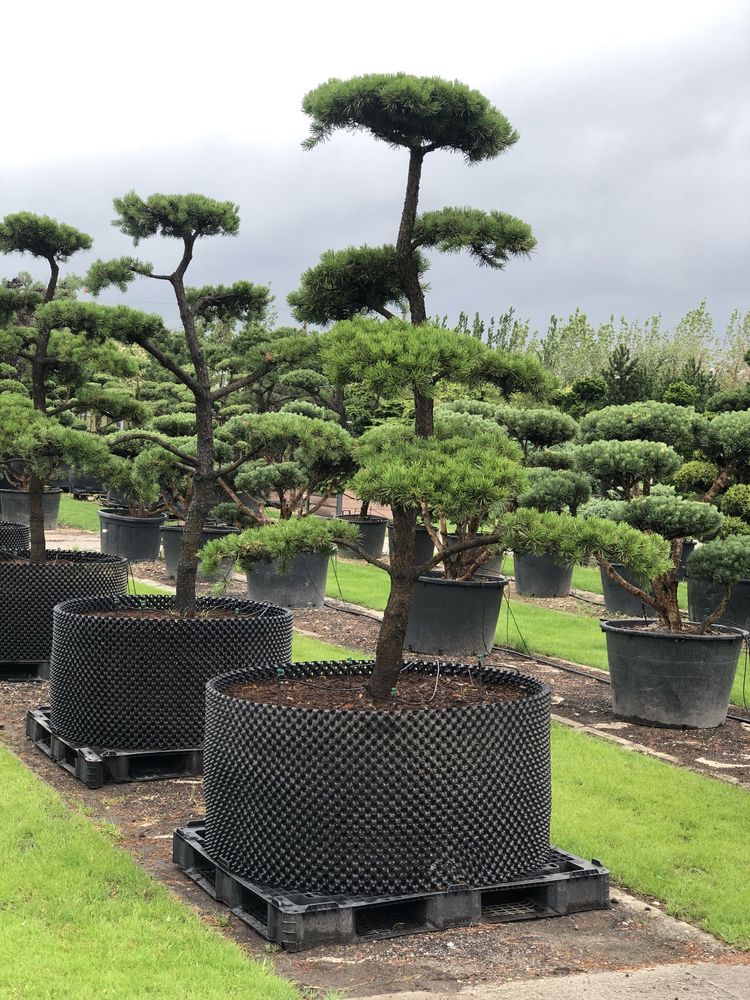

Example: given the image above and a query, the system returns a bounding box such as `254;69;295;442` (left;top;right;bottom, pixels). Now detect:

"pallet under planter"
26;708;202;789
173;821;610;951
0;659;49;681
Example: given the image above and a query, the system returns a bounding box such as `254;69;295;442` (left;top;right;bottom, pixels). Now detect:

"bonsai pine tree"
440;399;578;458
295;72;536;435
40;192;289;610
577;400;707;458
516;467;592;515
0;213;145;560
700;410;750;502
574;439;683;498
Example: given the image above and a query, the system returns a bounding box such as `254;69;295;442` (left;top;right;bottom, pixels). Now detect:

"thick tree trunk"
27;473;46;563
396;148;427;326
704;463;735;503
368;505;418;700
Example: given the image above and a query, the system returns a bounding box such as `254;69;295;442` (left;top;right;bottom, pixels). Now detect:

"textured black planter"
387;522;435;568
99;508;166;561
160;523;240;580
0;520;30;550
687;577;750;631
599;564;655;617
69;471;106;496
404;573;507;657
0;488;62;530
336;514;387;560
204;660;551;896
245;551;330;608
514;552;573;598
0;550;128;666
601;618;746;728
50;595;293;749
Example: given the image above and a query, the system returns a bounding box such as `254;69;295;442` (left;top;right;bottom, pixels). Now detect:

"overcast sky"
2;0;748;335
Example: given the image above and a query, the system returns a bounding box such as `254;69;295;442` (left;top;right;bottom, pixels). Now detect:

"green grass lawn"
551;722;750;949
0;746;296;1000
57;494;102;533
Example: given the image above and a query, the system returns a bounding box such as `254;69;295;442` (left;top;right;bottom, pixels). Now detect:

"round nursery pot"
599;563;654;618
99;508;166;561
404;573;508;657
600;618;747;728
678;540;696;583
0;550;128;666
49;595;293;749
387;522;435;567
68;471;105;496
336;514;387;560
160;523;240;580
687;577;750;632
0;488;62;530
204;659;551;896
514;551;573;598
245;550;330;609
0;520;30;551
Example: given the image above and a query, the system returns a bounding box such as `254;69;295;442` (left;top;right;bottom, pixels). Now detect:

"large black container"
99;508;166;561
601;618;746;728
687;577;750;632
404;573;507;657
160;523;240;580
599;563;655;617
245;550;330;609
0;488;62;530
0;550;128;666
678;540;696;582
69;471;106;496
387;522;435;569
514;551;573;598
0;520;30;550
50;595;293;749
336;514;387;560
204;660;551;897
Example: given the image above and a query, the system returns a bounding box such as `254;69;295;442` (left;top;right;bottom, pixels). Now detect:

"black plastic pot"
687;577;750;632
678;540;696;582
99;508;166;561
160;523;240;580
336;514;387;560
387;522;435;568
69;471;106;496
0;550;128;666
0;488;62;530
601;618;746;728
514;551;573;598
204;659;551;896
446;533;504;577
599;564;654;617
404;573;507;657
0;520;30;550
50;595;293;749
245;550;330;608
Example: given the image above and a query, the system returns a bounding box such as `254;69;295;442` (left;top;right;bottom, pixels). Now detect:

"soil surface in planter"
1;674;746;997
227;671;528;712
77;606;269;621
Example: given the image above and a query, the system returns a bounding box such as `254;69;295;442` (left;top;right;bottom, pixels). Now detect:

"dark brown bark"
396;148;427;325
369;505;418;700
27;473;46;562
414;390;434;438
699;584;733;632
704;463;736;503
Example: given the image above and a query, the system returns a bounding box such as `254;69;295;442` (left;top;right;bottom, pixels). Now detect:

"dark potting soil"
226;670;530;712
79;606;270;621
616;620;729;637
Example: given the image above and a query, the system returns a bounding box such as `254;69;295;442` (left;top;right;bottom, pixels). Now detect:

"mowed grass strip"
0;747;296;1000
551;722;750;949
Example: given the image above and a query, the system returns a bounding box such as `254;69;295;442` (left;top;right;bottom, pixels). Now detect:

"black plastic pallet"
173;821;609;951
26;708;203;789
0;660;49;681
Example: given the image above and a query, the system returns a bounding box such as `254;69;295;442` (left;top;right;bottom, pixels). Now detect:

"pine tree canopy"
0;212;92;262
302;74;518;161
288;245;428;324
111;192;241;243
413;208;536;267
